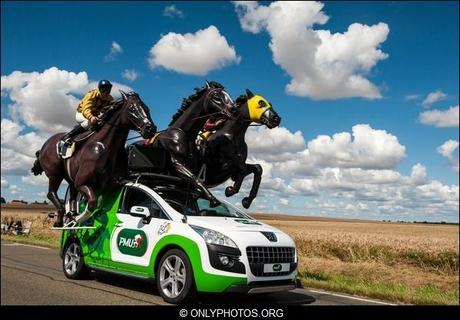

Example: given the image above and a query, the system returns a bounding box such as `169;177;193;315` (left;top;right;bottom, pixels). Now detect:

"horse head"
203;80;236;119
119;90;157;139
240;89;281;129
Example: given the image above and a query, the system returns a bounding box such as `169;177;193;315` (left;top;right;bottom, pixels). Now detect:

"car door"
109;183;170;273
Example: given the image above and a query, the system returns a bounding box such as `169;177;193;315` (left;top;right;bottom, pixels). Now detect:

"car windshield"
153;188;250;219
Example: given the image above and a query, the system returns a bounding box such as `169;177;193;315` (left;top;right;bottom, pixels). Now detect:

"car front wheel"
157;249;196;304
63;241;89;279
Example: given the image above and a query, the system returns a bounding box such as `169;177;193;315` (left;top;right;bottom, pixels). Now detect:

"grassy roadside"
298;269;459;305
1;234;60;249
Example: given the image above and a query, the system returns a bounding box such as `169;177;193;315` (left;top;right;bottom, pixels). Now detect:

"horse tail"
31;150;44;175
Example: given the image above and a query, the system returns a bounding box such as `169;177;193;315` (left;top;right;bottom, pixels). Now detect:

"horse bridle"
202;87;236;120
102;95;152;133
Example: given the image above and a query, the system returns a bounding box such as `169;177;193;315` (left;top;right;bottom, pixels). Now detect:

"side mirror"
130;206;150;218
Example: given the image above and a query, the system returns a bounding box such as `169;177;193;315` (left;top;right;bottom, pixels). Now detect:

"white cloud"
1;67;88;133
1;148;36;176
148;25;241;75
419;105;459;127
104;41;123;62
437;140;459;174
163;4;184;18
234;1;389;100
9;184;23;195
410;163;428;185
421;90;448;107
246;126;306;161
223;123;457;221
404;94;420;101
257;124;406;179
21;173;49;186
307;124;406;169
437;140;459;158
279;198;289;205
121;69;140;82
1;67;133;134
1;176;8;188
1;119;47;157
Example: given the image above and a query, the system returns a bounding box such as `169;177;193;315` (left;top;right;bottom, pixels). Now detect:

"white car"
60;175;298;304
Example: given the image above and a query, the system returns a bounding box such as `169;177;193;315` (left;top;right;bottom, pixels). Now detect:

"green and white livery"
60;177;297;304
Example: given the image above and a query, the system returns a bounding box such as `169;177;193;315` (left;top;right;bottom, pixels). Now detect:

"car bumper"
225;279;297;294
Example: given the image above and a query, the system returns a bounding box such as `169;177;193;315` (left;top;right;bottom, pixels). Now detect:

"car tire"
62;241;90;280
157;248;196;304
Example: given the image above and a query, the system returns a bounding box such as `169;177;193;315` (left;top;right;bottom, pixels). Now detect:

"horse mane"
235;94;249;107
168;81;225;126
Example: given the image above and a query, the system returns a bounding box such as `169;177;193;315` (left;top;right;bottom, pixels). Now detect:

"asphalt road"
1;240;394;305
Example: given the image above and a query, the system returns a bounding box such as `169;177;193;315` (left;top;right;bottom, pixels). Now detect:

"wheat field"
261;218;459;304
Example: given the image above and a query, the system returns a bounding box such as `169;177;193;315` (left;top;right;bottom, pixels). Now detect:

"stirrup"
57;140;75;159
74;208;97;225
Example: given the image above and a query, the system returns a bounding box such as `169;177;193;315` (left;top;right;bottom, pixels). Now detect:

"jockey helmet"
98;80;112;93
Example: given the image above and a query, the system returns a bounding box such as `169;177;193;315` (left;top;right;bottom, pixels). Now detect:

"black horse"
199;90;281;208
150;81;235;206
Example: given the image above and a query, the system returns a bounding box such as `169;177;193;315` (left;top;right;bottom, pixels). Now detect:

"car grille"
246;246;296;277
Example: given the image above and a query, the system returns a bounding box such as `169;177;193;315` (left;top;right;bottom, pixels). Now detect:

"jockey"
196;99;238;152
58;80;113;156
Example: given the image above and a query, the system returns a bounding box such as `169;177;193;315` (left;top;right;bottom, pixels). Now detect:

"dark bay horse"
31;91;156;227
199;90;281;208
151;81;235;207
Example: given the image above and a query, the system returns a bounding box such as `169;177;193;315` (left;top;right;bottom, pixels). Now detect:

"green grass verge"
298;269;459;305
1;234;60;249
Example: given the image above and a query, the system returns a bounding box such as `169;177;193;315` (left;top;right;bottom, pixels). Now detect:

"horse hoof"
210;198;221;208
53;221;63;228
242;197;252;209
225;186;235;197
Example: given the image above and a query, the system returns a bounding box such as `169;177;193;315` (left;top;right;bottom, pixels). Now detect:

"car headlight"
190;225;238;248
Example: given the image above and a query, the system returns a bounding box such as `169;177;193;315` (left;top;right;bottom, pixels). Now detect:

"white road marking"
2;242;50;250
305;289;397;305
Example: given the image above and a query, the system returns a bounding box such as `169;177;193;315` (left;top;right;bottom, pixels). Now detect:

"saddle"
58;130;95;159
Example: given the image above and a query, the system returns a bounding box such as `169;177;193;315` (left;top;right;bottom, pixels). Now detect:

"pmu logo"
117;229;148;257
272;264;282;272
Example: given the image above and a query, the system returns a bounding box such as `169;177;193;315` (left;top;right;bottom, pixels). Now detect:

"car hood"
185;216;296;248
186;216;279;233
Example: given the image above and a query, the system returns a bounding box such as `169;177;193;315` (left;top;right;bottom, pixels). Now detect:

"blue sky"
1;1;459;222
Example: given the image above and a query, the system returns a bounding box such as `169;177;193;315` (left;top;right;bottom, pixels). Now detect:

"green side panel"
151;235;247;293
60;187;123;266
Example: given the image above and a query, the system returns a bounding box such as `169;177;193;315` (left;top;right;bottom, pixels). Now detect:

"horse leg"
68;184;79;221
47;176;65;227
170;155;220;207
73;185;98;224
225;169;247;197
241;164;263;209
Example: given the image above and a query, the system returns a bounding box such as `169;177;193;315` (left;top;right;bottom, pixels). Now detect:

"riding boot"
59;125;86;156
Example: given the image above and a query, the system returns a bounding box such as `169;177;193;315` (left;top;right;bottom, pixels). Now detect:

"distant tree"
0;197;5;204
